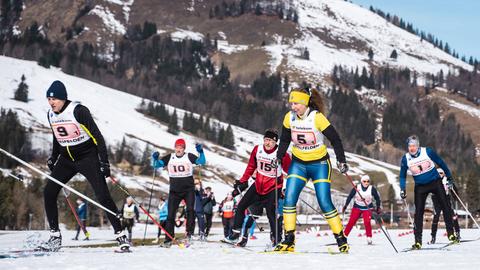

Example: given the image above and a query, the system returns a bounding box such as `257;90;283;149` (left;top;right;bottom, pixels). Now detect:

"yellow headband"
289;91;310;105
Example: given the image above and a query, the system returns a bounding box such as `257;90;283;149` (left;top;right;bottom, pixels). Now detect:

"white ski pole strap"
0;148;117;217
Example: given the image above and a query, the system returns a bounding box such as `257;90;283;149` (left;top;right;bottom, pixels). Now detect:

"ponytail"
290;87;326;114
309;89;325;114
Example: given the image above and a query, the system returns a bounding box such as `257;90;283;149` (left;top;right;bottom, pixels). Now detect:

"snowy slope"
268;0;472;82
1;228;480;269
0;56;401;200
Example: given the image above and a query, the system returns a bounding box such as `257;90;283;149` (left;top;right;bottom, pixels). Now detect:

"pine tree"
390;49;398;59
14;74;29;102
222;125;235;150
168;109;179;135
368;48;374;61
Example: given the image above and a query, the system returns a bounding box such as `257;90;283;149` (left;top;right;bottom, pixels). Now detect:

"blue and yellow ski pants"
283;158;343;234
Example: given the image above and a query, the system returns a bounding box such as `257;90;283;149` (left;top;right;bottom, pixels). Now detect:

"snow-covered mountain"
12;0;472;85
0;55;403;204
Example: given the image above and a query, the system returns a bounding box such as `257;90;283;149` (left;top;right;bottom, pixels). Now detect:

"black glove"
376;207;382;214
337;162;349;174
233;180;248;192
100;161;111;178
341;205;347;213
47;156;56;171
446;176;454;189
400;190;407;199
195;143;204;154
232;188;240;197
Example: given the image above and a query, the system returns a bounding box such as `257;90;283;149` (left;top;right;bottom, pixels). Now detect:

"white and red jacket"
239;144;291;195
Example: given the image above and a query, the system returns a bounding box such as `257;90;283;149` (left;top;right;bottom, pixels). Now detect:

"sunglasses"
362;180;370;183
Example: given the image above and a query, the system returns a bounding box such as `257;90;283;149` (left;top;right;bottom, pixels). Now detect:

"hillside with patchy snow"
0;56;405;206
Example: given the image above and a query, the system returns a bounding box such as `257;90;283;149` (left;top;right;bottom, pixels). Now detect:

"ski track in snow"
1;228;480;269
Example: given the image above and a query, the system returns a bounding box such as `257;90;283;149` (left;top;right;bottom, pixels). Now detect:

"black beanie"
46;80;68;100
264;129;279;142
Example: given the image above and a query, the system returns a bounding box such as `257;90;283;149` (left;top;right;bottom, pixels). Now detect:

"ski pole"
63;188;90;239
142;169;157;245
109;176;185;248
403;199;414;228
0;148;118;216
300;198;322;215
451;188;480;230
344;173;398;253
6;173;24;182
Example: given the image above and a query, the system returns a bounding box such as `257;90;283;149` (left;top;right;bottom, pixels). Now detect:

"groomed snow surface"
1;226;480;269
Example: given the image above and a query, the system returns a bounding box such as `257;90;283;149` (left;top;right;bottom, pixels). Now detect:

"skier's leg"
78;153;121;232
184;190;195;237
363;210;372;237
431;194;441;239
232;185;258;232
344;207;361;237
205;214;212;236
165;192;182;242
413;184;429;244
283;160;307;233
311;160;342;235
432;181;455;238
44;156;76;231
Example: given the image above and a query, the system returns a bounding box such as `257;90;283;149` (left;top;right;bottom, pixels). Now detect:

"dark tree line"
0;109;31;168
209;0;298;22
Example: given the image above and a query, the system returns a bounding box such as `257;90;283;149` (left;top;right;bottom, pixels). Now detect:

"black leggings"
414;180;454;242
44;152;121;232
431;193;460;237
164;190;195;242
233;185;281;242
204;213;213;236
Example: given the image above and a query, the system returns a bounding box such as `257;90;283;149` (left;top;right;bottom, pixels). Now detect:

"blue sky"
352;0;480;60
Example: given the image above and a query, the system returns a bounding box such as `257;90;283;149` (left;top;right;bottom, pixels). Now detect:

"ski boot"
38;230;62;252
270;232;282;247
367;237;372;245
223;231;240;244
273;230;295;252
448;234;460;244
411;242;422;250
115;231;131;252
455;231;461;241
72;237;78;241
250;235;257;240
199;232;206;242
237;236;248;247
160;240;172;248
334;231;350;253
428;236;436;244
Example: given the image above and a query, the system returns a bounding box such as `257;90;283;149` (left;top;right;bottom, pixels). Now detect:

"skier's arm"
281;152;292;173
344;188;356;207
134;206;140;220
372;187;381;208
239;146;258;183
276;112;292;160
188;153;205;166
74;105;109;163
426;147;452;178
400;156;408;190
317;113;346;163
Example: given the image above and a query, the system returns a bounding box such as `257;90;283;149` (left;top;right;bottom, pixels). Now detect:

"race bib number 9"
52;123;82;139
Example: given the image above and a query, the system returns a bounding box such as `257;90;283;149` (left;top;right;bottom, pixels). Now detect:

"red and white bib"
222;200;235;218
354;184;373;207
256;145;282;178
167;153;194;178
48;102;90;147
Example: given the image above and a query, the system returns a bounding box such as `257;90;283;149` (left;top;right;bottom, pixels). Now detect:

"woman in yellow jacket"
274;87;350;253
